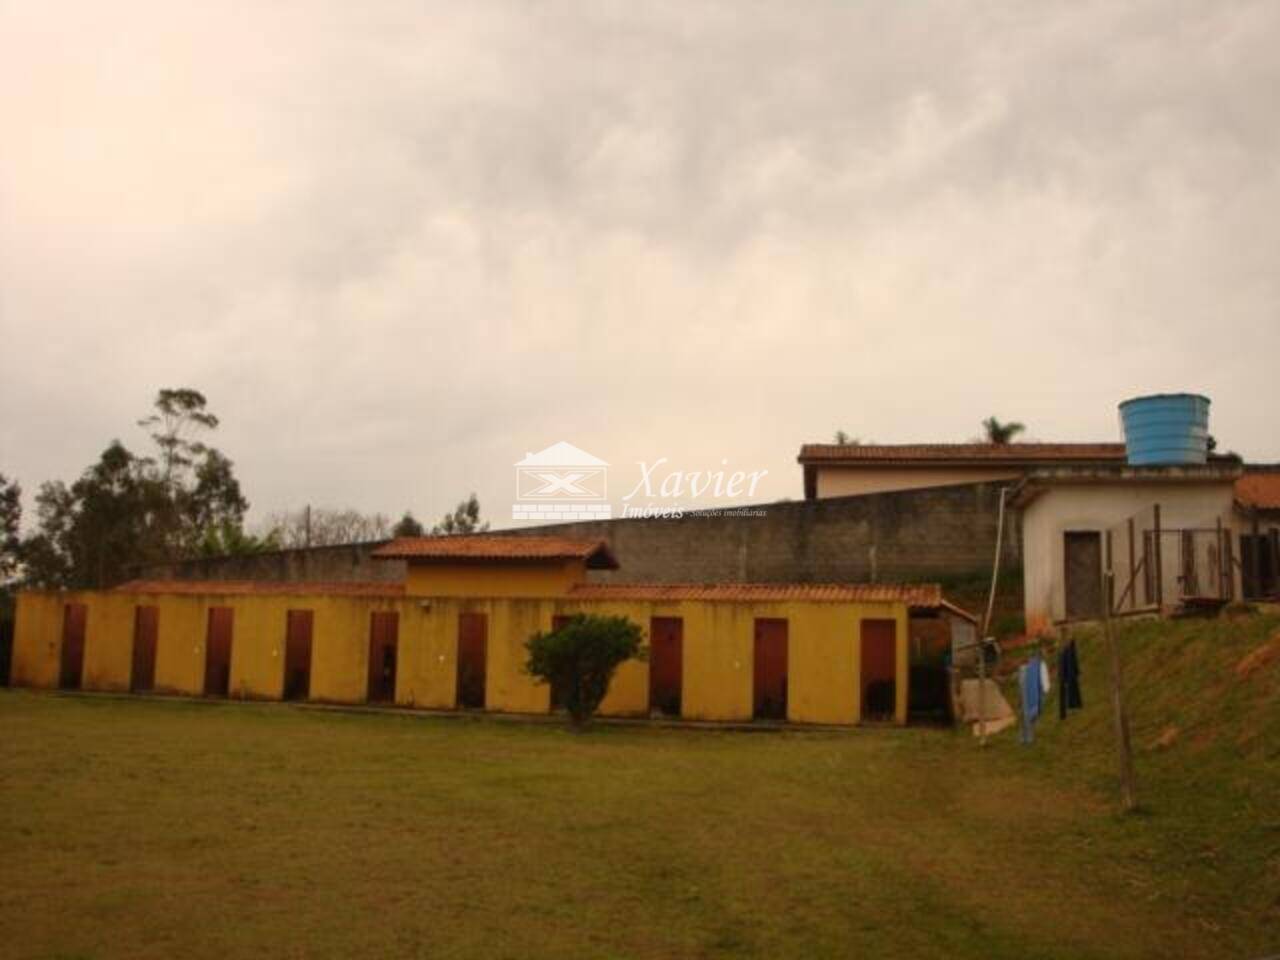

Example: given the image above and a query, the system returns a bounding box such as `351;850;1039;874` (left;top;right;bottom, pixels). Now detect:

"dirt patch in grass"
1234;628;1280;679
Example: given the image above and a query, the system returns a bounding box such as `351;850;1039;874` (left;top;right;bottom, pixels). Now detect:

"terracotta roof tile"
114;580;404;597
371;535;619;569
797;442;1127;465
567;581;944;606
1236;470;1280;510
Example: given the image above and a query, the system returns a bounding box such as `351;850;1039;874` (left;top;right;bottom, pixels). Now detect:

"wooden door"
284;610;313;701
648;617;683;716
204;607;233;697
752;619;788;720
457;613;487;709
860;619;897;722
131;606;158;693
367;611;398;703
59;603;87;690
1064;531;1103;620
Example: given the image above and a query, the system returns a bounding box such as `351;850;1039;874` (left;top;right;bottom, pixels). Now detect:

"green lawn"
1;612;1277;960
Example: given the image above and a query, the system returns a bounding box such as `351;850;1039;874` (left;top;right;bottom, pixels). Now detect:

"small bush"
524;614;645;727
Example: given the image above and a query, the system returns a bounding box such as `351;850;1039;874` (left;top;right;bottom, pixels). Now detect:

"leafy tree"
137;388;219;484
21;443;157;588
524;614;645;727
982;416;1026;444
393;512;425;537
197;521;281;558
19;390;250;588
433;493;488;535
0;472;20;583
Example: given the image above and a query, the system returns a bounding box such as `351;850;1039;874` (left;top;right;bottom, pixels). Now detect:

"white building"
1013;464;1243;634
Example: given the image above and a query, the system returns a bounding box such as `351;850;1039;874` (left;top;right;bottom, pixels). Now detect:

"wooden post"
1272;530;1280;597
1127;518;1136;612
1250;509;1262;601
1102;570;1138;812
1105;530;1115;612
1153;504;1163;610
977;637;988;748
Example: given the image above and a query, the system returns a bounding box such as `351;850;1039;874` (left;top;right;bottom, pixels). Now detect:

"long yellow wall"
404;560;586;598
11;589;913;725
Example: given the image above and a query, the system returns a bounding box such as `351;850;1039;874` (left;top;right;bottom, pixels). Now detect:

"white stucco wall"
815;466;1021;498
1021;481;1238;633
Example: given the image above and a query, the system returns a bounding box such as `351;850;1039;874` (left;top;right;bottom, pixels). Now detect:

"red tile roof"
1236;470;1280;510
371;535;619;569
114;580;404;597
798;442;1127;466
567;581;944;606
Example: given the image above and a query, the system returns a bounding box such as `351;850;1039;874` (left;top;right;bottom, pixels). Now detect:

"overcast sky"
2;1;1277;529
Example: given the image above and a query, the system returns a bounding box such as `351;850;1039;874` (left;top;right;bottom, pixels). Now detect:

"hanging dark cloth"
1058;640;1083;719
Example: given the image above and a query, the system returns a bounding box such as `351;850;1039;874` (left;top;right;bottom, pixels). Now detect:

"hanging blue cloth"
1019;652;1045;744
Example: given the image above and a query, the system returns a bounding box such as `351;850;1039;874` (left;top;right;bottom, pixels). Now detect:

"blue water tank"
1119;393;1210;465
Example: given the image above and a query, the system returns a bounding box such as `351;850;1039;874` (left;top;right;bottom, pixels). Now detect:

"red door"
204;607;233;697
457;613;487;709
59;603;87;690
860;619;897;721
649;617;683;716
284;610;313;701
367;611;398;703
131;606;158;692
753;619;788;720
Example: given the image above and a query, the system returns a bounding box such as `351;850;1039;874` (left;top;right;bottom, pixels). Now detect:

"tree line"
0;389;486;594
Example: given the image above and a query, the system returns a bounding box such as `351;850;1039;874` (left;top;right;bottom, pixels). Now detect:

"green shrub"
524;614;645;727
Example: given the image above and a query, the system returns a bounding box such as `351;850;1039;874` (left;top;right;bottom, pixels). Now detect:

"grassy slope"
986;610;1280;948
0;612;1276;960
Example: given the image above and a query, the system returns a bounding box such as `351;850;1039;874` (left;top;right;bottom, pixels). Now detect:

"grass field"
1;612;1277;960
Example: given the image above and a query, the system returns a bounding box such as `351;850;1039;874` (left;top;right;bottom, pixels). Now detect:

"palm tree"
982;416;1026;444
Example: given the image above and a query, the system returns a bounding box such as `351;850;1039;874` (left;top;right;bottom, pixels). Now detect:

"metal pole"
1102;570;1137;812
982;487;1010;638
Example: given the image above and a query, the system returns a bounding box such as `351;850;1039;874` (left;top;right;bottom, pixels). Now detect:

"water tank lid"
1118;392;1210;409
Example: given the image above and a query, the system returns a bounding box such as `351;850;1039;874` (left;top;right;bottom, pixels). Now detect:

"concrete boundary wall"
135;482;1021;588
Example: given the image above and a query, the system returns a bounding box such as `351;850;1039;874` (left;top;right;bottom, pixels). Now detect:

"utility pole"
1101;569;1138;812
304;504;312;549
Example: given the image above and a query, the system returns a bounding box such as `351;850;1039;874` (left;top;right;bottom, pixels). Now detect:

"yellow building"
10;535;971;726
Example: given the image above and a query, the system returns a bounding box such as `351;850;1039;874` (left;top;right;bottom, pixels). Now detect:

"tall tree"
982;416;1026;444
393;512;425;537
20;390;249;588
433;494;487;535
0;472;21;584
22;443;157;588
137;388;219;485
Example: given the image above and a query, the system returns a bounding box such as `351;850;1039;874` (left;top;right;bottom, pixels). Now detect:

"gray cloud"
2;0;1278;528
